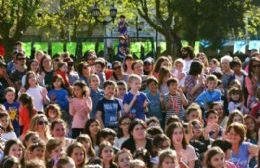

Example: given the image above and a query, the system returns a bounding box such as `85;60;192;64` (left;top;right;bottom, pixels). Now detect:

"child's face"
30;61;39;72
192;123;203;138
168;83;178;94
60;64;68;72
232;65;241;73
73;86;84;98
175;62;183;70
28;73;37;86
82;141;90;152
51;123;66;138
48;109;58;120
71;147;85;166
232;115;243;124
95;64;103;73
104;85;116;98
51;145;63;159
207;80;217;90
161;157;177;168
90;77;100;89
9;144;23;160
117;152;131;168
53;78;62;88
207;113;218;124
209;61;217;69
210;153;225;168
244;118;255;131
105;135;115;146
187;110;199;121
101;146;114;161
5;91;15;102
148;81;158;93
31;147;45;160
230;93;240;101
0;116;9;129
129;79;142;91
118;85;127;97
172;128;183;145
163;73;171;83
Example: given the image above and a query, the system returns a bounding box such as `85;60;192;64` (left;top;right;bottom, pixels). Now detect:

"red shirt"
19;106;35;138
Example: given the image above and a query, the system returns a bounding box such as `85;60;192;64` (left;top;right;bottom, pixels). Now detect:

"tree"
0;0;42;57
129;0;256;56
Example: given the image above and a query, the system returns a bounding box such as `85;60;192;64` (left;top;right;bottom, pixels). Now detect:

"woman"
197;52;209;75
123;55;134;75
40;55;54;89
152;56;171;79
184;60;205;103
115;116;131;149
84;119;101;150
29;114;51;143
166;122;197;168
121;119;153;158
110;61;128;82
78;61;91;86
50;119;74;149
226;122;259;168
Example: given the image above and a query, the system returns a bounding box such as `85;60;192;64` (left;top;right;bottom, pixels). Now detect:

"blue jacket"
195;89;222;109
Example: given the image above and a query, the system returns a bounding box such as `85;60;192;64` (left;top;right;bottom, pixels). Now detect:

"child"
96;80;121;128
185;103;203;123
205;110;222;140
69;81;92;138
20;71;50;112
158;67;171;95
145;77;164;125
45;104;62;122
116;81;127;115
228;87;248;114
195;74;222;111
172;58;186;88
3;87;20;136
94;58;106;89
204;147;225;168
118;15;128;35
0;111;17;141
209;58;221;73
76;134;96;161
56;156;76;168
48;75;69;112
55;62;70;87
115;149;133;168
46;138;64;168
28;140;45;160
164;78;188;121
89;74;104;119
123;74;148;120
99;141;117;168
18;93;37;139
158;149;180;168
115;116;131;149
67;142;87;168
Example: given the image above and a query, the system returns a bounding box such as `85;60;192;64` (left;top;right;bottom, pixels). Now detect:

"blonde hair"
128;74;142;84
130;159;146;168
30;114;51;140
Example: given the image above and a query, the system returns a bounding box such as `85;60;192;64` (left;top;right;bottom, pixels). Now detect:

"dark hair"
228;87;243;102
147;126;163;138
18;93;35;119
103;80;117;89
226;122;246;144
84;119;101;146
45;104;62;120
0;156;20;168
244;115;258;141
166;122;188;149
24;71;38;90
165;115;181;128
4;139;24;157
96;128;116;145
167;78;178;87
146;77;158;86
129;119;147;138
206;74;218;83
152;134;170;155
118;116;131;138
153;56;170;74
204;147;224;168
181;46;195;59
211;139;232;153
189;61;203;76
146;117;160;126
131;60;143;71
248;57;260;79
28;140;45;152
50;119;66;132
95;59;106;69
73;80;89;96
15;52;25;60
0;111;14;132
51;74;66;89
66;142;87;167
40;55;52;73
205;110;218;119
77;61;89;76
226;110;244;128
76;134;96;157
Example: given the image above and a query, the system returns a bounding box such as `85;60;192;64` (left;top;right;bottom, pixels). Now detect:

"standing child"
123;74;149;120
89;74;104;119
3;87;20;136
116;81;127;116
158;67;172;95
96;80;121;129
69;81;92;138
172;58;186;89
164;78;188;121
195;74;222;111
48;75;69;112
55;62;70;87
227;87;248;114
145;77;164;126
18;93;37;139
94;58;106;89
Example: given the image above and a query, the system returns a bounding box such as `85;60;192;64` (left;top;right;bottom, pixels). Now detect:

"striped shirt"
165;93;185;121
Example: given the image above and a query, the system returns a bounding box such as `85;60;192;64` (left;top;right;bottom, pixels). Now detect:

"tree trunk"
164;32;182;59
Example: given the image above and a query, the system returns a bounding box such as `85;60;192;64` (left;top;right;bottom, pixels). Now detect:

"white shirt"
26;86;46;111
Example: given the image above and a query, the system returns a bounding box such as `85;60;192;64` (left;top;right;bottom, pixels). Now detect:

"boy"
205;109;222;140
164;78;188;121
116;81;127;115
89;74;104;119
145;77;164;125
195;74;222;111
123;74;148;120
96;80;121;129
3;87;20;136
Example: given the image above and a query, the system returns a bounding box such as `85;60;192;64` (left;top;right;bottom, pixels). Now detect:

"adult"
109;61;128;82
123;54;134;75
143;57;154;76
78;61;91;86
181;46;195;74
40;55;54;89
0;60;13;103
64;57;79;85
220;55;234;91
184;60;205;103
226;122;259;168
197;52;210;75
34;50;44;63
152;56;171;79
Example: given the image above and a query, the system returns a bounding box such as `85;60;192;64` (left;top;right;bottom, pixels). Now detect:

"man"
143;57;154;76
11;52;27;90
0;59;13;103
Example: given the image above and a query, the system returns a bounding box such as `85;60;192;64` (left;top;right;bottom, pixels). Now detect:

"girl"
0;111;17;141
244;115;258;144
21;71;50;112
22;59;44;87
0;156;21;168
204;147;225;168
185;103;203;123
45;104;62;122
115;116;131;149
166;122;197;168
66;142;87;168
209;58;221;73
123;55;134;75
55;62;69;87
99;141;117;168
23;131;40;149
84;119;101;150
226;110;244;128
18;93;37;139
158;67;172;95
197;52;210;75
152;56;171;79
78;61;91;86
69;81;92;138
76;134;96;161
3;139;24;162
45;138;64;168
228;87;248;114
172;58;186;89
50;119;74;149
40;55;54;89
27;140;46;160
158;149;180;168
115;149;133;168
29;114;51;143
56;156;76;168
48;75;69;112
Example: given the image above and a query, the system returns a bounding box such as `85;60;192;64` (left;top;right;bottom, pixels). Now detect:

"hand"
67;96;73;103
177;88;184;94
19;87;26;93
143;100;149;108
41;88;48;98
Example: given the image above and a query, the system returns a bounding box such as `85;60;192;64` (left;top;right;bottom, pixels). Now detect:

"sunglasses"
38;120;48;125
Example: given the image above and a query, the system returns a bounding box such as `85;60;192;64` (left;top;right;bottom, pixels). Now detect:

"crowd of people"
0;41;259;168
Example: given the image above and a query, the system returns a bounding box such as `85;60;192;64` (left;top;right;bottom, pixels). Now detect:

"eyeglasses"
38;120;48;125
121;122;130;126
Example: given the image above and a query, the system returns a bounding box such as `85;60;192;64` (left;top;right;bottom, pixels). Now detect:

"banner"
248;40;260;52
233;41;247;54
130;42;141;58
